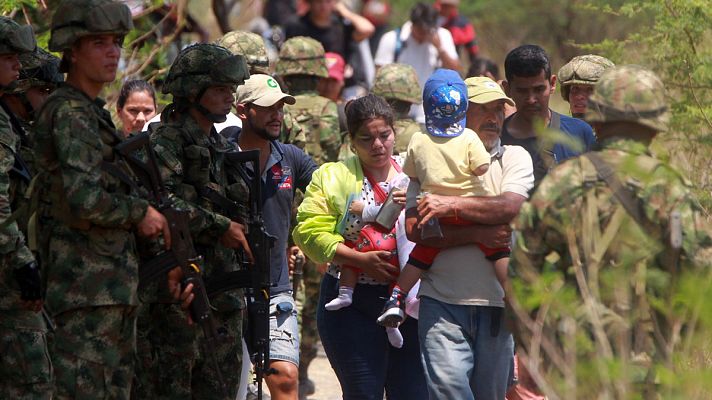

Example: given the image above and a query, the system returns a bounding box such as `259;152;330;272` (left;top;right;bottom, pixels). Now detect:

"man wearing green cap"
0;16;54;399
31;0;176;397
401;75;533;400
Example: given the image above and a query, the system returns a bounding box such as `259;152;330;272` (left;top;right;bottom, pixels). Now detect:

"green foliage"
584;0;712;209
0;0;35;14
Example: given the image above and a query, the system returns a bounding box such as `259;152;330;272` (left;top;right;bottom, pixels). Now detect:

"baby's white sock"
325;286;354;311
386;326;404;348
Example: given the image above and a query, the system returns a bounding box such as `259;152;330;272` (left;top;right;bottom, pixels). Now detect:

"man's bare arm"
405;208;512;249
417;192;527;226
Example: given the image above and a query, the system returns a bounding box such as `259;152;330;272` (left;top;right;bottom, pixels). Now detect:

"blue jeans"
317;273;428;400
418;296;514;400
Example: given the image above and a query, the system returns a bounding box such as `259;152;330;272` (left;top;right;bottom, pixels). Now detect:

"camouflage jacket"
510;137;712;397
284;91;340;166
393;117;422;155
0;105;35;312
33;84;149;314
151;109;245;311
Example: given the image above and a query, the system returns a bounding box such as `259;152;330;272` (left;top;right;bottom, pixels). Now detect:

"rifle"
292;251;305;298
112;132;228;397
202;149;276;400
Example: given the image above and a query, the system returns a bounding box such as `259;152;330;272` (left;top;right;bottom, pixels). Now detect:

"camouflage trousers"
0;311;53;400
132;302;243;400
51;305;137;400
297;260;321;380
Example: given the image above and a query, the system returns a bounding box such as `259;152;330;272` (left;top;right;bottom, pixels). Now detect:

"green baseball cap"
465;77;514;106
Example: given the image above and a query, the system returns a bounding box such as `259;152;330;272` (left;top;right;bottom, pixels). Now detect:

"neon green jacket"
292;155;364;263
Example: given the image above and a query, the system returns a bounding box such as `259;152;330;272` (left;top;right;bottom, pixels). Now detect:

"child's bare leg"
493;257;509;295
377;265;423;327
395;264;422;294
325;268;358;311
386;326;404;348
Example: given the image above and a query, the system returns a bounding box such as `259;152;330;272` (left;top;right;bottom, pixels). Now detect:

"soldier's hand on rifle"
137;205;172;249
220;221;254;262
167;267;195;324
287;245;304;275
359;251;399;282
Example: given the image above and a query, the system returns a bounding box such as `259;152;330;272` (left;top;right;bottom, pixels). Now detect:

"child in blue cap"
377;68;509;328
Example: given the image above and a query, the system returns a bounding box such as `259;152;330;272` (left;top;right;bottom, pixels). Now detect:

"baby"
377;69;509;329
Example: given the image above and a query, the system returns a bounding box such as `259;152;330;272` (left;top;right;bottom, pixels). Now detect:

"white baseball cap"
235;74;296;107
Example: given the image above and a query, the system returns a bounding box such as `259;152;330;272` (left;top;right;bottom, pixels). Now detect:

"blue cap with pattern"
423;69;468;138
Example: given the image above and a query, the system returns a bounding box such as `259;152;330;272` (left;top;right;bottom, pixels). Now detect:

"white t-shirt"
418;141;534;307
375;21;458;124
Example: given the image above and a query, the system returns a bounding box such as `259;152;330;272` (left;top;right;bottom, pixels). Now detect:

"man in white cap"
404;76;533;400
234;74;318;400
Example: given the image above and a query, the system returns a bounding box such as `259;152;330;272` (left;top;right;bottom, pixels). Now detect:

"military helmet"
163;43;249;99
216;30;270;75
7;47;64;94
276;36;328;78
586;65;669;132
372;63;422;105
49;0;133;52
558;54;615;101
0;17;36;55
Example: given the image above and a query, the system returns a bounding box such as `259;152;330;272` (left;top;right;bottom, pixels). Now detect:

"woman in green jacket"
292;94;427;399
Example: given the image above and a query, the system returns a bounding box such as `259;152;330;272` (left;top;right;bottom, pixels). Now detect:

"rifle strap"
584;152;654;234
201;186;240;220
100;160;141;195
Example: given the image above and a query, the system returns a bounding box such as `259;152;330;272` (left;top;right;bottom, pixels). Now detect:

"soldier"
558;54;615;120
0;17;53;400
509;65;712;398
216;30;306;150
276;35;341;398
141;43;252;400
371;63;424;155
276;36;341;165
32;0;172;398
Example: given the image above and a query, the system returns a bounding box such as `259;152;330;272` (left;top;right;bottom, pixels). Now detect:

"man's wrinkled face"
0;53;21;87
505;70;556;122
246;101;285;140
568;84;594;117
467;99;505;151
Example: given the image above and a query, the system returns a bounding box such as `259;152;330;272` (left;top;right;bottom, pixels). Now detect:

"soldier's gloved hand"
13;261;42;301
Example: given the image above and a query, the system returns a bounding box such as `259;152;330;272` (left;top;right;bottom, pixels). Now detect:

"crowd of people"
1;0;711;400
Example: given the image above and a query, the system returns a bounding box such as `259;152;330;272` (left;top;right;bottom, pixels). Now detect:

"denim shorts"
269;291;300;366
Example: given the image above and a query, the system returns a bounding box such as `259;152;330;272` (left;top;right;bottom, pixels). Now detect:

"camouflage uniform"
217;30;307;149
31;1;146;398
558;54;615;118
0;17;53;400
276;36;340;390
510;66;712;398
277;36;340;165
372;63;424;155
133;43;250;400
